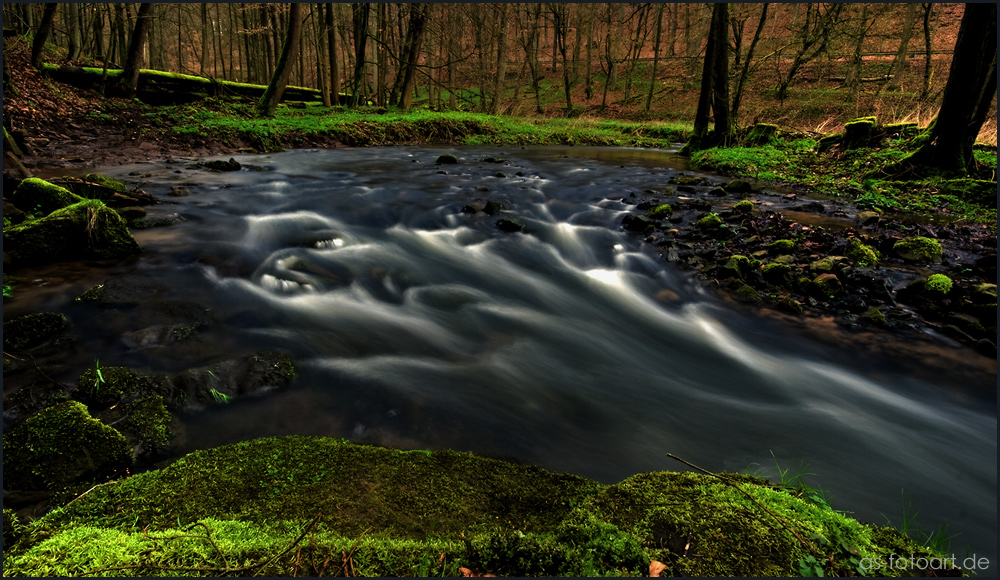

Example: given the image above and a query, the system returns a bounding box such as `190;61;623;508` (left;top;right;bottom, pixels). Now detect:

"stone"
893;236;942;263
2;401;132;491
810;273;843;298
203;158;241;171
725;179;754;193
435;153;459;164
3;312;66;351
3;200;141;267
9;177;84;216
496;217;526;233
845;238;879;267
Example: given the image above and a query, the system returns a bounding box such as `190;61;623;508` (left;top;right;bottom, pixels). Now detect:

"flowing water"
7;146;997;564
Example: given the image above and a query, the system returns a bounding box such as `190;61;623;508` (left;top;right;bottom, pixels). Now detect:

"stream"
6;146;997;564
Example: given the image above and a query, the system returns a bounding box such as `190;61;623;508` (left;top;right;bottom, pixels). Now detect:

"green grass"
157;102;689;150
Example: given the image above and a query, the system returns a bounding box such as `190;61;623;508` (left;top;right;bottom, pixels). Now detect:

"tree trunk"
894;3;997;175
731;3;768;125
325;4;340;105
645;3;665;112
257;3;303;117
684;3;730;154
920;3;934;100
887;4;916;91
584;4;594;100
551;3;572;116
121;3;155;97
844;4;869;91
392;3;430;110
348;3;370;106
67;2;83;61
30;3;58;69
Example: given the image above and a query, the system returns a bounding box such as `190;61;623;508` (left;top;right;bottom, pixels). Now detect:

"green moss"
10;178;85;216
4;509;27;552
119;395;173;455
892;236;942;263
861;307;887;326
2;401;132;491
695;213;723;229
845;238;880;267
3;200;140;267
733;199;754;213
3;312;67;350
924;274;953;296
82;174;129;194
774;296;804;315
721;255;752;278
6;436;950;577
768;239;796;253
646;203;672;219
810;273;843;298
732;282;763;304
435;153;459;164
762;262;793;285
76;365;149;408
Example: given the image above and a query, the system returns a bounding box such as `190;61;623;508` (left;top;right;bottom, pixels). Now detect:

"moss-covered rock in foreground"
2;312;67;351
9;177;84;216
3;436;952;577
2;401;133;491
3;199;140;266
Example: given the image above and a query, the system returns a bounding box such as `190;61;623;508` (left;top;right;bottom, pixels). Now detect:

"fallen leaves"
649;560;667;577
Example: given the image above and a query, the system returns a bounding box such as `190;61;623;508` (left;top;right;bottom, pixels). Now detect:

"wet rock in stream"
615;184;998;356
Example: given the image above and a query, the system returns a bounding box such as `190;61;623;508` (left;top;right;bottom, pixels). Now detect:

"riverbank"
2;435;958;577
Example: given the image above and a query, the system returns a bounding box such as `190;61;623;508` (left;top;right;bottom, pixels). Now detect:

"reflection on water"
4;146;995;561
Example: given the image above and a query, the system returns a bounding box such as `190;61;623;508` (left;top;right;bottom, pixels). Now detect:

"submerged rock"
3;312;67;351
202;157;241;171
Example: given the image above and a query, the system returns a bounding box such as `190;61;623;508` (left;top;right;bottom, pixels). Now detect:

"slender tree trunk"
92;6;105;62
257;3;303;117
584;4;594;100
67;2;83;61
315;4;330;106
920;3;934;100
644;4;666;112
121;3;155;96
200;3;209;74
348;3;370;106
30;3;58;69
887;4;916;91
844;4;869;91
392;3;430;110
711;4;731;142
550;3;573;115
326;4;340;105
731;3;768;125
491;4;508;114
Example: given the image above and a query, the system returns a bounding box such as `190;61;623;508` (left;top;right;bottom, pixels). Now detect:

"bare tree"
920;4;934;100
30;3;58;69
776;4;843;101
257;3;303;117
122;3;155;97
886;4;917;91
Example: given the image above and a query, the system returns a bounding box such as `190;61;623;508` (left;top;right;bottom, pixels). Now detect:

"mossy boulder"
768;239;796;254
725;178;755;193
76;365;154;408
720;255;752;278
843;117;878;149
646;203;672;219
3;436;952;577
83;173;130;193
9;177;84;216
845;238;880;267
892;236;942;263
695;213;724;229
3;312;66;351
3;382;71;431
861;306;887;326
733;199;755;213
762;262;793;285
745;123;778;146
810;273;843;298
97;394;173;459
923;274;953;297
970;283;996;304
3;200;141;267
774;296;804;315
2;401;133;491
435;153;459;164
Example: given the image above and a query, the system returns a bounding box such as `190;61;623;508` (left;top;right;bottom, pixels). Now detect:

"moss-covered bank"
4;436;955;577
